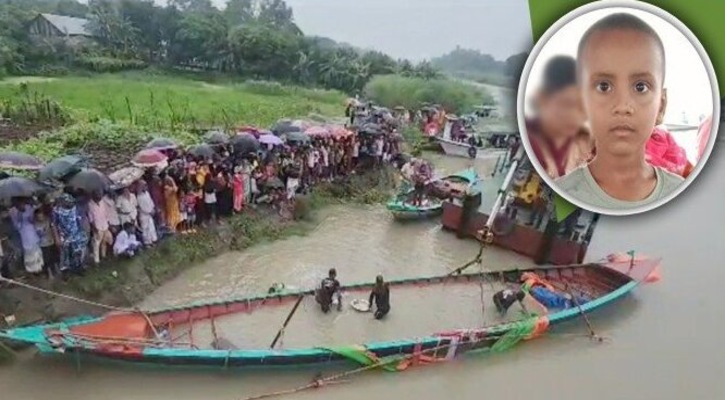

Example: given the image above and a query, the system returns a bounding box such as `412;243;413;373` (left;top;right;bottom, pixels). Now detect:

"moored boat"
0;254;660;370
386;168;479;221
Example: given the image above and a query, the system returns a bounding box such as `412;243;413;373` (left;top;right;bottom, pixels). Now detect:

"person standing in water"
368;275;390;320
316;268;342;313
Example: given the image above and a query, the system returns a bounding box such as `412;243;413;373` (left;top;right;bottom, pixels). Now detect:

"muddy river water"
3;145;725;400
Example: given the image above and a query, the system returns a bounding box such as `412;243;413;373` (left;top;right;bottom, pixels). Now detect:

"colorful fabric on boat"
529;287;587;310
645;127;691;177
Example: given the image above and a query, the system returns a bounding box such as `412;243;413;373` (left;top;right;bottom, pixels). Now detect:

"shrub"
75;56;148;73
363;74;493;114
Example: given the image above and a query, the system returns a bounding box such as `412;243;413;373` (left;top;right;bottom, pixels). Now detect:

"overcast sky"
154;0;534;62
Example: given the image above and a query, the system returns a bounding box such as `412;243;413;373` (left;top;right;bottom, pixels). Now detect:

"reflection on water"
2;140;725;400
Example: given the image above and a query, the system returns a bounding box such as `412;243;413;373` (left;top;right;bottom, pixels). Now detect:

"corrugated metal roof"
40;13;92;36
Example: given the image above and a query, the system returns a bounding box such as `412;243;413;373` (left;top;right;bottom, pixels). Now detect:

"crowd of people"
0;111;406;282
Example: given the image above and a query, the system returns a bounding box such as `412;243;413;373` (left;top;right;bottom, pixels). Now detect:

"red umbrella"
305;126;331;138
132;149;168;169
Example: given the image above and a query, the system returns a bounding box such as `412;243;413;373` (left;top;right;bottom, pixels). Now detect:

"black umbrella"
282;131;310;145
230;133;261;155
188;144;217;159
0;177;45;202
271;120;302;136
204;130;229;146
359;123;383;135
38;155;86;183
66;168;112;194
145;137;179;151
263;177;285;190
0;151;44;171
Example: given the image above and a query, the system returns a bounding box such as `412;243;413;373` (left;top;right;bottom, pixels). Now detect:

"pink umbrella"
259;133;284;146
327;125;353;139
132;149;168;169
305;126;331;137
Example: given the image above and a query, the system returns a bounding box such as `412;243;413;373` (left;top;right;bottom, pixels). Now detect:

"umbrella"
290;120;311;130
327;125;353;139
271;120;301;136
188;144;217;159
230;133;261;155
67;168;112;194
145;137;179;151
0;177;45;201
204;130;229;146
263;177;285;190
259;134;284;146
282;131;311;145
359;123;383;135
108;166;144;188
304;126;331;138
0;151;44;171
38;155;86;182
132;149;168;169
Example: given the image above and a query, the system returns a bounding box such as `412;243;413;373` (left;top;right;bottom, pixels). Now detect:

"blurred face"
579;29;666;157
536;85;585;140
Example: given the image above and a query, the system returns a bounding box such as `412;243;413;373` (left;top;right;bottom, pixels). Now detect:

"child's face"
580;29;666;157
537;85;584;140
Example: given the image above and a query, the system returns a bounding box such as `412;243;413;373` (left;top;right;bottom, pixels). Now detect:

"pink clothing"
645;127;690;177
697;115;712;161
88;200;110;232
233;174;244;212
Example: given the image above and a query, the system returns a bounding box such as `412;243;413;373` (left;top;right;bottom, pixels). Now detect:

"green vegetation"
0;74;345;130
0;0;444;95
431;47;528;87
363;74;492;114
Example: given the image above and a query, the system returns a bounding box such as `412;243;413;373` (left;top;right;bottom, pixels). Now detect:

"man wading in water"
316;268;342;313
368;275;390;320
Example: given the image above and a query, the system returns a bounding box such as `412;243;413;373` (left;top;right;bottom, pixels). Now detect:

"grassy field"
0;72;346;129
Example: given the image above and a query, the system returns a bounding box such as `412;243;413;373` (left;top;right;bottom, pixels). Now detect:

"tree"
504;52;528;80
224;0;254;26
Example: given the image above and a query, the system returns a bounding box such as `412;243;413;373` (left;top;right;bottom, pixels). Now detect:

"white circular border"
516;0;721;217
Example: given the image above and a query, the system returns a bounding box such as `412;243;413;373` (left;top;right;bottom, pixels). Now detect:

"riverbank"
0;166;398;329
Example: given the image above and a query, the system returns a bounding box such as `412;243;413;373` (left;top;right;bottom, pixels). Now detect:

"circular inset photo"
517;0;720;216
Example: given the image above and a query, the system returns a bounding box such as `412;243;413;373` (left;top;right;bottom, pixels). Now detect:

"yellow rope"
238;329;608;400
0;276;128;312
0;276;159;337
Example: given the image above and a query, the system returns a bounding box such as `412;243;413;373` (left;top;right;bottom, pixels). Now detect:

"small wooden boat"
386;168;479;221
0;254;659;370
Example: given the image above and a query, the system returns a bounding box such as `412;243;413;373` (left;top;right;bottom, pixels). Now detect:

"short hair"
577;13;666;81
541;55;577;94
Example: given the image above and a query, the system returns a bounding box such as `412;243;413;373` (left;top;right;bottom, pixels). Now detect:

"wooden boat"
386;168;479;221
0;254;659;369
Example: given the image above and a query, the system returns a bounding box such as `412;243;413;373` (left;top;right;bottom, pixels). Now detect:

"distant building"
27;13;94;39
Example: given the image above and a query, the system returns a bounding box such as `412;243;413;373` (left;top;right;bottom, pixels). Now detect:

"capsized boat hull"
0;256;659;369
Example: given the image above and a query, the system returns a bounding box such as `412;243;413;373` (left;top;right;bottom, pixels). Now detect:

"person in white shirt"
136;180;158;246
113;223;141;258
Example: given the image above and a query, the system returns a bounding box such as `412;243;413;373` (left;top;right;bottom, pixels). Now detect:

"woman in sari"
163;176;182;232
10;202;43;275
233;166;245;213
52;194;87;276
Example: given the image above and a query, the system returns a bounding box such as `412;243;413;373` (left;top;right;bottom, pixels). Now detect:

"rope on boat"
238;327;607;400
0;276;160;338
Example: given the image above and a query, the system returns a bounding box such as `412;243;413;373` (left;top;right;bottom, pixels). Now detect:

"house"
27;13;94;39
